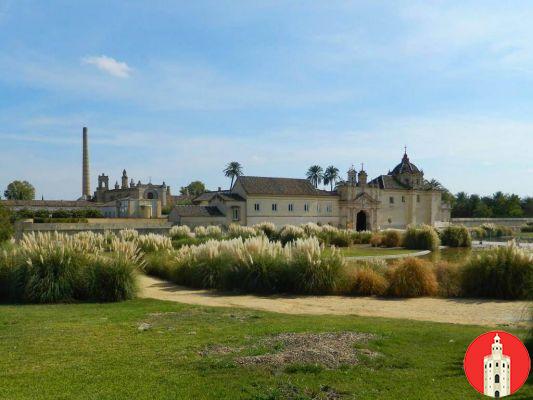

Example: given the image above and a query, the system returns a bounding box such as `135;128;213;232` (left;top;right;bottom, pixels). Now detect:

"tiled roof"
172;205;223;217
391;153;421;175
368;175;409;190
193;190;231;202
236;176;335;196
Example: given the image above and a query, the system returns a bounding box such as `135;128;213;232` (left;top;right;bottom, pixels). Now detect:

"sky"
0;0;532;200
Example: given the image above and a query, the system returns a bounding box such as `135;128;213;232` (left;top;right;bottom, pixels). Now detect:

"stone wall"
450;218;533;228
14;218;173;239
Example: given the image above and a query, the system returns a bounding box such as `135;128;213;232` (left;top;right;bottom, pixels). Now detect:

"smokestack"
82;127;91;199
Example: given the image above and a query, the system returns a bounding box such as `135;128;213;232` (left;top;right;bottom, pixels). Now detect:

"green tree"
223;162;243;189
521;197;533;217
4;180;35;200
0;204;13;242
473;202;493;218
180;181;206;196
323;166;340;191
306;165;324;188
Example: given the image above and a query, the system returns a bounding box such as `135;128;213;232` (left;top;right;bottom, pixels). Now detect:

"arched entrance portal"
356;211;367;231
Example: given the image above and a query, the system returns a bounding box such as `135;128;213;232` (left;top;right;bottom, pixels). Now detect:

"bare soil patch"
201;331;378;370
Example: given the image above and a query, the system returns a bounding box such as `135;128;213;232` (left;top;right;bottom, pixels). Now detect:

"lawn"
1;299;531;399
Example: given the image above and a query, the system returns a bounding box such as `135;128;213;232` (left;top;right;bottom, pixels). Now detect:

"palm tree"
323;165;340;191
306;165;324;188
427;179;444;190
223;161;243;189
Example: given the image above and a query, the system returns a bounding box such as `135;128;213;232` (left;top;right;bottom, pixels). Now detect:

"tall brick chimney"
82;127;91;199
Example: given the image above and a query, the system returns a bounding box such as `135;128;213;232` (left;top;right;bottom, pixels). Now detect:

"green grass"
1;299;530;399
516;232;533;239
335;246;418;257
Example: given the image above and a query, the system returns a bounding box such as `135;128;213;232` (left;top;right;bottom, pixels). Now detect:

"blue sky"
1;0;532;199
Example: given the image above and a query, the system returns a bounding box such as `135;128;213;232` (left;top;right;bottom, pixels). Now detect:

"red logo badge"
464;331;530;398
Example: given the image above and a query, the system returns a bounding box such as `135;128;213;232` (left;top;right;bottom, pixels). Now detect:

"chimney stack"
82;127;91;199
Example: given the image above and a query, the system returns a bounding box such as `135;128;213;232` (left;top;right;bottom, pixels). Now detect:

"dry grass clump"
135;233;173;253
380;230;403;248
227;223;260;239
193;225;223;239
386;257;438;297
433;261;462;297
169;225;194;240
349;267;388;296
118;228;139;242
279;225;306;245
252;222;278;240
369;234;382;247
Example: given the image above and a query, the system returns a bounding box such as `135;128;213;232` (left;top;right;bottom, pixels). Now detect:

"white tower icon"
484;334;511;398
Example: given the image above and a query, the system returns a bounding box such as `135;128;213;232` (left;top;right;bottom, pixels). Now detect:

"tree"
4;180;35;200
223;162;243;189
427;179;444;190
323;166;340;191
306;165;324;188
0;204;13;242
180;181;206;196
473;202;493;218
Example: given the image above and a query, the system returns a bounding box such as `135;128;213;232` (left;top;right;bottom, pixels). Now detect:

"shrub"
0;232;142;303
327;230;353;247
480;223;513;238
369;234;382;247
433;261;462;297
118;228;139;242
289;238;344;294
349;267;388;296
194;225;223;239
461;243;533;299
521;224;533;233
252;222;278;240
169;225;194;240
144;250;180;280
440;226;471;248
153;236;344;295
279;225;306;245
135;234;173;253
227;224;259;239
0;205;13;243
403;225;440;251
386;257;438;297
469;227;486;240
380;230;403;248
350;231;372;244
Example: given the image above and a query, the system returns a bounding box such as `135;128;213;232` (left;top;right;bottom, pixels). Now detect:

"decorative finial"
404;145;407;154
361;163;364;171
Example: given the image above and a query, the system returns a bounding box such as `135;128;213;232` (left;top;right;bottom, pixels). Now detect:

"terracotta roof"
236;176;335;196
172;205;223;217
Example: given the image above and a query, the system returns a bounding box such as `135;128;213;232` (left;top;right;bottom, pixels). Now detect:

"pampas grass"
386;257;438;297
461;243;533;299
169;225;194;240
440;226;471;248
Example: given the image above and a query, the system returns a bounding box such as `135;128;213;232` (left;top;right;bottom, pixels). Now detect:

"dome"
391;152;420;175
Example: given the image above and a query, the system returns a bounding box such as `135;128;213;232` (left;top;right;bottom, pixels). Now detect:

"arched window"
147;192;154;199
495;375;500;383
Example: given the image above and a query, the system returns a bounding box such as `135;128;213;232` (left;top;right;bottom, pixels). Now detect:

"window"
495;375;500;384
232;208;240;221
317;204;321;213
272;203;278;212
288;203;294;212
389;196;394;204
402;196;405;203
496;362;498;367
254;203;260;211
417;194;420;202
417;179;420;185
304;203;309;212
326;204;332;213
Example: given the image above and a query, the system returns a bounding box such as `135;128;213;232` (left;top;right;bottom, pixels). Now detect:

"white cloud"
82;55;132;78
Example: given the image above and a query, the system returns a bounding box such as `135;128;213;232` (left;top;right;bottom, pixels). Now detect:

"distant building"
170;151;451;229
484;334;511;398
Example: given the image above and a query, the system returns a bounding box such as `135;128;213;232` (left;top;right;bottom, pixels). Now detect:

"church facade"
170;151;451;230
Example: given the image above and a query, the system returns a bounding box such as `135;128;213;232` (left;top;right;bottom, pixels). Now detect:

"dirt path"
139;275;532;327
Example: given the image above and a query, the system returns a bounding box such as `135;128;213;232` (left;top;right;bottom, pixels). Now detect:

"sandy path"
139;275;532;327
